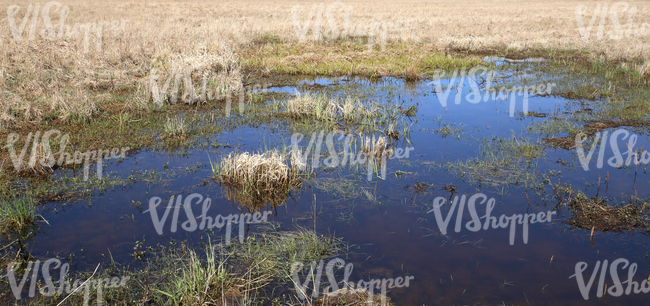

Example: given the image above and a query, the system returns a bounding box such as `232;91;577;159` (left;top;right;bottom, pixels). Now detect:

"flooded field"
3;58;650;305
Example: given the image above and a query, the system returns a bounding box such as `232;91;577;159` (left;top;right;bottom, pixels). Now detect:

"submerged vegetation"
445;135;545;187
147;229;342;306
2;229;344;306
552;184;650;233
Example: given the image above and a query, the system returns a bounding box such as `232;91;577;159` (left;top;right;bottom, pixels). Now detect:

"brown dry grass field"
1;0;649;130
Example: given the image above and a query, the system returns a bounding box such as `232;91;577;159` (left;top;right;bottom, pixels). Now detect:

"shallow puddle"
18;59;650;305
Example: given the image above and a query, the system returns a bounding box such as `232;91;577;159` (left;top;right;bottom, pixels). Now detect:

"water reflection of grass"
527;117;581;138
315;178;364;202
445;135;544;187
0;168;169;205
431;117;465;139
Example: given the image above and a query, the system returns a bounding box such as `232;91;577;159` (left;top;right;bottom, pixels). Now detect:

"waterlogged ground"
11;59;650;305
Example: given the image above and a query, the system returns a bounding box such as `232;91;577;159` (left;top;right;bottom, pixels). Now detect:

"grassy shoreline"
1;46;649;204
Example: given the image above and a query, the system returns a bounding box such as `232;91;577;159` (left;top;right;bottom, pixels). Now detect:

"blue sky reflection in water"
32;63;650;305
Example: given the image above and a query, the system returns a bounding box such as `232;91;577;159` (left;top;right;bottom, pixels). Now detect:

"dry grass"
2;135;55;176
361;134;393;177
554;187;650;232
215;150;304;209
285;93;340;120
22;142;55;175
1;0;649;129
360;135;391;160
238;0;650;62
567;198;647;232
314;287;395;306
281;93;387;122
276;93;409;138
162;115;188;139
0;0;243;129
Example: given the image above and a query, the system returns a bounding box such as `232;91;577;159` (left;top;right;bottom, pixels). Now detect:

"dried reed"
216;150;303;209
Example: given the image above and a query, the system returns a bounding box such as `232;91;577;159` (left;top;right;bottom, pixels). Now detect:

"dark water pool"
24;60;650;305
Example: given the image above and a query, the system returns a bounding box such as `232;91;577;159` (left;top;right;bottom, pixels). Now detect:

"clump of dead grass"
23;143;56;176
637;62;650;79
49;89;99;123
279;93;398;123
361;135;392;160
543;135;578;150
2;136;55;176
285;93;339;120
214;150;304;209
555;188;650;232
275;93;410;137
313;287;395;306
162;115;188;139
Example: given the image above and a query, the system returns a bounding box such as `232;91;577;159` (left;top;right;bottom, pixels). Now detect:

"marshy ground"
1;0;650;305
